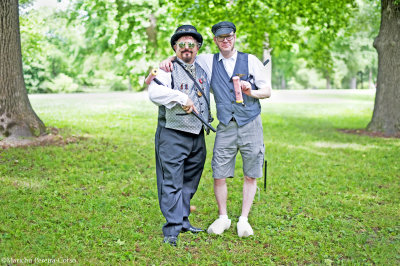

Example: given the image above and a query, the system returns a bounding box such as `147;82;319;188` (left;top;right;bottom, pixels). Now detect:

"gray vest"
211;52;261;126
160;60;210;135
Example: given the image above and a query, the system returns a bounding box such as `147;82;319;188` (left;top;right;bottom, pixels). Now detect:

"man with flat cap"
148;25;212;246
160;21;272;238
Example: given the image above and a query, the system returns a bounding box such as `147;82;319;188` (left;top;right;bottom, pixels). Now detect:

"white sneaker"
237;220;254;237
207;218;231;235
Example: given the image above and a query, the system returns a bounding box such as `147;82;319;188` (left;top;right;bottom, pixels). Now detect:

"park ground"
0;89;399;264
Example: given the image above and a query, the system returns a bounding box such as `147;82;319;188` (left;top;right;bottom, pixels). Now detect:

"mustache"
182;50;192;53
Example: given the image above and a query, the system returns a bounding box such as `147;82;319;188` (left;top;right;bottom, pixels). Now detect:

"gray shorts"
212;115;265;179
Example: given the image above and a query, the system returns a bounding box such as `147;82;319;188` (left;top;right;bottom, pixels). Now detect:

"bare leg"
214;178;228;215
208;178;231;235
241;176;257;217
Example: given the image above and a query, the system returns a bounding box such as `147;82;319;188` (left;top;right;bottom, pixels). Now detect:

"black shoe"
181;226;204;233
163;236;177;246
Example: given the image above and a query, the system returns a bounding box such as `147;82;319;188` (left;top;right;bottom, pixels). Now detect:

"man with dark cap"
148;25;211;246
160;21;271;238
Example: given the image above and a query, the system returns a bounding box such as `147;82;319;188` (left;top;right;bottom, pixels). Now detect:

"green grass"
1;91;399;264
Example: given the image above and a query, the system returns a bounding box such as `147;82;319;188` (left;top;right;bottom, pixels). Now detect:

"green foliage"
19;0;34;6
42;73;80;93
20;4;132;93
330;0;380;89
19;0;380;91
69;0;176;80
1;91;399;264
168;0;380;89
270;0;379;89
20;8;52;93
20;7;84;93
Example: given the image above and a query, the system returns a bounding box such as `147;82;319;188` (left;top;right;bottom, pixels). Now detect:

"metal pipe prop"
264;159;268;192
232;76;244;104
188;108;216;133
145;69;216;133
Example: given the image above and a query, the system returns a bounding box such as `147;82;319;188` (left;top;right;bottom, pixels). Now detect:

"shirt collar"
218;50;237;62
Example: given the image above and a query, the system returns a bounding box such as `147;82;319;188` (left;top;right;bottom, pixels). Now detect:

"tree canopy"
19;0;379;92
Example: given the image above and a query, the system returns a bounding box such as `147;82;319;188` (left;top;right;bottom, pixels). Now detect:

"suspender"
173;60;213;123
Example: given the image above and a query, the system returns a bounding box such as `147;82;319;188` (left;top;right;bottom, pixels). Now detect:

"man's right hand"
159;56;175;72
182;98;198;114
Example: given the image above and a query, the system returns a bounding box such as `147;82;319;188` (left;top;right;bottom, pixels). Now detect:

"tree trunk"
350;77;357;90
326;75;331;90
145;13;157;55
281;75;286;90
0;0;45;139
368;0;400;136
368;69;375;90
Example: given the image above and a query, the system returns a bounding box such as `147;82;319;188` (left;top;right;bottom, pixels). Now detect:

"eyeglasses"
177;42;197;49
216;35;234;42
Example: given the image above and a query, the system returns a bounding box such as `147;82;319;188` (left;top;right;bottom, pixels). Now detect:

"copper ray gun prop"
233;59;270;108
145;69;216;133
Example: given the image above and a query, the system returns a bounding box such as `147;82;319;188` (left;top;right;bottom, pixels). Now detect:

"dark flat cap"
211;21;236;36
170;25;203;50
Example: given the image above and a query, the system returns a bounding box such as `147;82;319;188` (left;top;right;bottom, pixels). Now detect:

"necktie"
185;64;196;78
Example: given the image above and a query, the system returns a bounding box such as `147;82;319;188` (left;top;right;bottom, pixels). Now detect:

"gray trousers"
155;126;206;237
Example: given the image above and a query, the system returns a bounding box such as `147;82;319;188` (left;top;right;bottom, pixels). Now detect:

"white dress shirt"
196;50;271;89
148;68;188;109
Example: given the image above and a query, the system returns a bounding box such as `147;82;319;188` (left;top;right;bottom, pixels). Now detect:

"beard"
180;50;193;63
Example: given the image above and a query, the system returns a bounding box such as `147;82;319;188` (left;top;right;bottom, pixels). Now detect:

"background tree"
330;0;380;90
0;0;45;139
367;0;400;136
69;0;176;89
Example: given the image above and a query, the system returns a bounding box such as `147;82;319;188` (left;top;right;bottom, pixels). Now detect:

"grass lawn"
0;90;399;264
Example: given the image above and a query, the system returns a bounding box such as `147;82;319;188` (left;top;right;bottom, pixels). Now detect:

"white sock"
219;215;229;220
239;216;248;223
